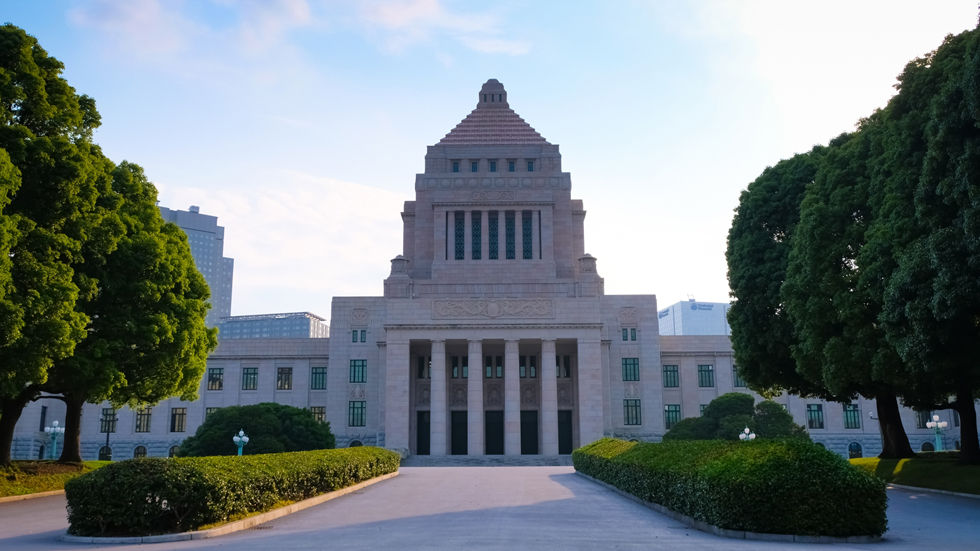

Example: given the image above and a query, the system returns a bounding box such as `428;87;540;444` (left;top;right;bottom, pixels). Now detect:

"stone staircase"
400;455;574;467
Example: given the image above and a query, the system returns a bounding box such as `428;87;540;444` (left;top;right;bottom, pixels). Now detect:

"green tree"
663;393;806;441
753;400;807;439
178;403;335;457
0;24;104;465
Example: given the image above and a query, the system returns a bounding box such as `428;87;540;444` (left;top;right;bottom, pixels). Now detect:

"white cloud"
68;0;197;57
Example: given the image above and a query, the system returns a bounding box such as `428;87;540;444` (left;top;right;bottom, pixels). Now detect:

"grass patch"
850;452;980;495
1;461;109;498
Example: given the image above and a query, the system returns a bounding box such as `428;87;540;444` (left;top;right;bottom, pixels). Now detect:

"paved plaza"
1;467;978;550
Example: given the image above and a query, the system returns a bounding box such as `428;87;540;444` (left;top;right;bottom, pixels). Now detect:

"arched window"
98;446;112;461
349;440;363;447
848;442;863;459
920;442;934;452
168;446;179;458
133;445;147;458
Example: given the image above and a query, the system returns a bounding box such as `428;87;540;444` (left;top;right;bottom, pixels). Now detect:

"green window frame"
135;407;152;433
277;367;293;390
311;366;327;390
624;399;641;426
697;364;714;387
621;357;639;381
170;407;187;432
310;406;326;423
522;210;533;259
662;365;679;388
843;403;861;429
807;404;824;429
732;365;747;388
205;407;219;420
349;360;366;383
664;404;680;429
488;211;499;259
454;210;465;260
471;210;482;260
348;401;366;426
622;328;628;341
505;211;516;259
242;367;258;390
100;408;117;434
207;367;223;390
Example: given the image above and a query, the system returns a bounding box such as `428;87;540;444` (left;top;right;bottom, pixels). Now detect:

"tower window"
471;160;478;173
508;160;516;172
489;160;497;172
452;160;460;173
527;160;535;172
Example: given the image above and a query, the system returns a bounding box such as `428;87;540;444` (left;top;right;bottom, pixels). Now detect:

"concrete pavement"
1;467;978;550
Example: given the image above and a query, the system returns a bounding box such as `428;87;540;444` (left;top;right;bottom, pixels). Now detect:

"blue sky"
4;1;977;318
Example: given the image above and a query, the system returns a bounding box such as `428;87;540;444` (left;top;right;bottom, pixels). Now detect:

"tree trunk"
58;393;85;463
876;390;915;458
0;389;34;466
955;388;979;464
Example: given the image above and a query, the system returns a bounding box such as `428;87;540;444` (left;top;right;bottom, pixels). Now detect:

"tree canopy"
178;403;335;457
663;393;806;442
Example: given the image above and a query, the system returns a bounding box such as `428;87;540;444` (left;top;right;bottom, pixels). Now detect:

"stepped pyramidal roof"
438;79;550;145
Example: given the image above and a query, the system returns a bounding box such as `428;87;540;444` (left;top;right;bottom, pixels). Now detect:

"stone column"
576;337;604;447
467;340;484;455
540;338;559;455
430;339;447;455
504;339;521;455
384;339;411;452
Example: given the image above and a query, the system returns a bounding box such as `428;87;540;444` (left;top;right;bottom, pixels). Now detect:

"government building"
10;80;970;461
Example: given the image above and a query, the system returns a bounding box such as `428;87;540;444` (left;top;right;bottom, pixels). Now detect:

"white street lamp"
925;414;948;451
44;420;65;460
232;429;250;456
738;427;756;442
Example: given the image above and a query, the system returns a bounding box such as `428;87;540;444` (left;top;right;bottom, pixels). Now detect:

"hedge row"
65;446;400;536
573;438;886;537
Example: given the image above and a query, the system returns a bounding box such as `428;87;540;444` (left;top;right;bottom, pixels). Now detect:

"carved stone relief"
351;308;369;325
415;382;430;406
557;381;574;408
471;191;515;201
349;385;367;400
485;381;503;408
520;382;539;408
450;383;468;408
433;299;554;319
618;307;638;325
624;383;639;399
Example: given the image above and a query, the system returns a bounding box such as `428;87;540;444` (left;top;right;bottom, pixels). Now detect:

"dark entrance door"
558;410;573;454
416;411;430;455
485;411;504;455
521;410;539;454
450;411;467;455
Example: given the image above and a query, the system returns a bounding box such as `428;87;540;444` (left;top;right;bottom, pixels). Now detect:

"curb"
575;471;881;544
0;489;65;504
888;483;980;500
60;470;399;544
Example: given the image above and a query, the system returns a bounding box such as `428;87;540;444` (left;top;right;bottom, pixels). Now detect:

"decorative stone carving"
451;383;467;407
432;299;554;319
471;191;515;201
485;382;503;408
618;307;638;325
557;381;574;408
351;308;369;324
521;382;538;407
349;385;367;400
625;383;639;399
416;382;430;406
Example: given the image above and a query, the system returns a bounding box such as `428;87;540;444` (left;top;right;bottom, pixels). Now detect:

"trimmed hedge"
573;438;886;537
65;446;400;536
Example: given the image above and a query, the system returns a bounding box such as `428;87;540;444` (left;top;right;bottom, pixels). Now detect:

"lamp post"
233;429;250;456
44;420;65;460
925;415;948;451
738;427;756;442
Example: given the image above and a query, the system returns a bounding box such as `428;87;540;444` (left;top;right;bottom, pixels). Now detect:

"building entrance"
417;411;430;455
485;411;504;454
451;411;467;454
521;410;539;454
558;410;573;454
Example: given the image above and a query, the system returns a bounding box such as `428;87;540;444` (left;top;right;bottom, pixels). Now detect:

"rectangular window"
844;403;861;429
471;210;482;260
416;356;430;379
700;404;708;416
242;367;258;390
454;210;465;260
733;366;747;388
311;367;327;390
348;401;366;426
100;408;117;434
662;365;679;388
485;356;503;378
622;328;628;341
508;159;516;172
170;407;187;432
630;328;637;341
505;211;516;259
471;160;478;172
624;399;642;425
135;407;152;433
277;367;293;390
352;329;358;342
489;160;497;172
556;355;571;378
360;329;366;342
664;404;681;429
349;359;366;383
527;160;535;172
39;405;47;431
622;358;639;381
205;407;219;420
807;404;825;429
452;160;459;173
207;367;223;391
452;356;460;379
916;410;930;429
310;406;326;423
697;364;715;387
521;210;533;259
488;211;499;259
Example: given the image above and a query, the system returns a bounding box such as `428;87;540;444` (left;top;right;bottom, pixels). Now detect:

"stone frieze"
432;299;554;319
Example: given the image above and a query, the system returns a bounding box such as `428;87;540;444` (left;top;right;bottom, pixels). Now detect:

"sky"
4;1;978;320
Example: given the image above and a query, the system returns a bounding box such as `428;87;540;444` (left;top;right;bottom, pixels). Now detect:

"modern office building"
158;205;234;326
9;80;975;462
218;312;329;339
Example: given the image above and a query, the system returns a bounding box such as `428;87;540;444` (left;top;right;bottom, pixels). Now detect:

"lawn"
1;461;109;498
851;452;980;495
